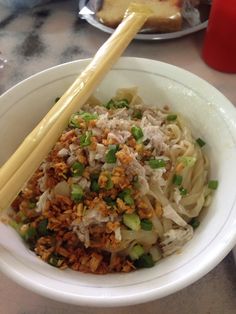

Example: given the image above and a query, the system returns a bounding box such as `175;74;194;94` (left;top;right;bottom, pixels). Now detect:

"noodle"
10;88;215;274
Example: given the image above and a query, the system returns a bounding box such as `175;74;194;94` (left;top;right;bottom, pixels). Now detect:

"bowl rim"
1;57;236;307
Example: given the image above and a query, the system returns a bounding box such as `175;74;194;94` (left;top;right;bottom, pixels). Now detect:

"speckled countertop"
0;1;236;313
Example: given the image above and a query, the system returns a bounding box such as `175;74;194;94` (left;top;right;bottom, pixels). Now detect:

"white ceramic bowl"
0;57;236;307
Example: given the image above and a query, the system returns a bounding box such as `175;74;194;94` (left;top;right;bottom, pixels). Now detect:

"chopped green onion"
18;212;28;223
124;194;134;206
208;180;218;190
179;186;187;196
104;197;116;207
28;201;36;209
91;173;99;180
38;219;49;236
143;139;150;146
91;179;99;192
190;218;200;229
134;253;155;268
49;253;62;267
141;219;153;231
105;144;119;164
71;161;84;177
129;244;145;260
49;257;59;267
115;99;129;108
196;138;206;147
23;226;37;241
123;213;140;231
119;189;134;206
131;125;143;141
71;184;84;202
105;175;113;190
80;131;92;147
173;174;183;186
133;110;142;119
167;114;177;121
69;113;80;128
148;158;166;169
69;111;97;127
80;112;98;122
118;190;126;199
90;173;100;192
9;220;21;231
177;156;196;167
103;99;115;109
104;99;129;109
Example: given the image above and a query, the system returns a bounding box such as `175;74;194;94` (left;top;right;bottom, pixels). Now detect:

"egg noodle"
10;88;216;273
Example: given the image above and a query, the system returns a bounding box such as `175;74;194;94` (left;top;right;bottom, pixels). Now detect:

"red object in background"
202;0;236;73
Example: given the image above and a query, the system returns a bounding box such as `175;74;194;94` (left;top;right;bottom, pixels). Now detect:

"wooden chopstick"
0;3;151;211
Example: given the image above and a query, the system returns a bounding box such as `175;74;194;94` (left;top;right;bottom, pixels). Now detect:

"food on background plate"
96;0;183;32
95;0;205;33
10;88;217;274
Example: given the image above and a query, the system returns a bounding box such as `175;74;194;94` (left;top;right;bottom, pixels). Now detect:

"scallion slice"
71;161;84;177
124;194;134;206
91;179;99;192
9;220;21;231
148;158;166;169
177;156;196;167
80;112;98;122
38;219;49;236
90;173;100;192
190;218;200;229
129;244;145;260
131;125;143;141
104;99;129;109
173;174;183;186
105;144;119;164
119;189;134;206
22;226;37;241
105;175;113;190
123;213;140;231
80;131;92;147
133;110;142;119
167;114;177;121
104;197;116;207
115;99;129;109
71;184;83;202
208;180;218;190
28;201;36;209
143;139;150;146
134;253;155;268
141;219;153;231
196;138;206;147
49;253;62;267
69;113;80;128
179;186;187;196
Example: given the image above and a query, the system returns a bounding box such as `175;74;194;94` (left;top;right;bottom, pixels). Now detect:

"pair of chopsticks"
0;3;152;211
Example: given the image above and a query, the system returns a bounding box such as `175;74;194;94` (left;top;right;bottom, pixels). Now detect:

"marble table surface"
0;1;236;313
